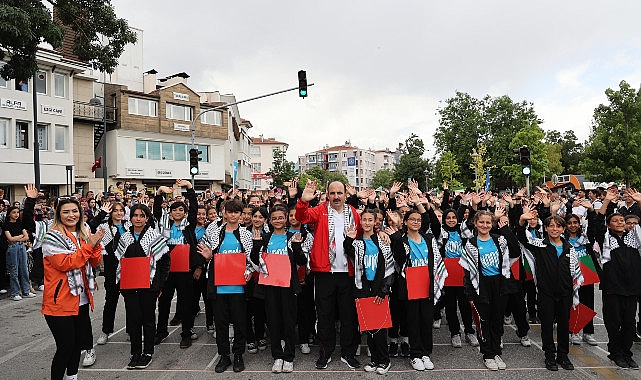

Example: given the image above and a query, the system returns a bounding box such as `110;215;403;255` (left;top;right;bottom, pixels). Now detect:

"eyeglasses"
58;195;78;201
406;218;421;223
625;221;639;225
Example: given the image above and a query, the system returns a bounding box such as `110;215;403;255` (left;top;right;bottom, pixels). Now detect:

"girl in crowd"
191;205;214;334
245;206;269;353
3;204;34;301
115;204;170;370
41;196;104;380
344;209;395;374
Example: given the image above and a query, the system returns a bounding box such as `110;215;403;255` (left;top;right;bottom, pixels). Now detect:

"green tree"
581;80;641;187
434;151;462;188
299;166;348;192
545;129;584;174
393;133;432;191
0;0;137;81
266;149;296;188
370;169;395;189
546;143;564;178
502;123;549;185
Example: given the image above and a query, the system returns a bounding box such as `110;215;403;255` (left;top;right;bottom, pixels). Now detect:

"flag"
569;303;597;334
484;169;491;193
510;257;520;280
578;255;600;285
91;157;102;172
470;301;485;343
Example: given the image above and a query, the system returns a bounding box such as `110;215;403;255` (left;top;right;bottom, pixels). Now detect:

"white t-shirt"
329;207;349;273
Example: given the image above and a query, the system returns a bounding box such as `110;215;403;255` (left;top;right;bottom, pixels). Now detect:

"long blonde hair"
52;198;90;243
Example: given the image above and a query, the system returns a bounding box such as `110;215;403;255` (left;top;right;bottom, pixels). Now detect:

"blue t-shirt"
551;242;563;258
267;233;288;255
529;228;538;239
217;231;244;294
477;237;500;276
444;231;463;258
168;223;184;245
408;237;429;267
568;237;586;258
288;227;299;234
195;226;206;242
133;232;140;241
115;223;126;236
363;238;378;281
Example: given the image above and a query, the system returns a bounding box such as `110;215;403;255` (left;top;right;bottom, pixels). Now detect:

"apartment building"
374;148;401;171
250;135;289;190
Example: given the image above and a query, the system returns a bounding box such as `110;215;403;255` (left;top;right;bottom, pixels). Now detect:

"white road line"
205;353;220;369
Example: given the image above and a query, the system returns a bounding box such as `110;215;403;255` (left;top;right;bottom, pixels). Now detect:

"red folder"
569;303;597;334
120;257;151;289
258;253;291;287
444;258;464;286
511;258;521;281
297;265;307;282
406;265;430;300
213;253;247;286
169;244;190;272
356;296;392;331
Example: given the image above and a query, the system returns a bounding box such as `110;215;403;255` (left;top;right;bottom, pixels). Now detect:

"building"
250;135;289;190
297;141;377;189
373;148;401;171
0;48;88;201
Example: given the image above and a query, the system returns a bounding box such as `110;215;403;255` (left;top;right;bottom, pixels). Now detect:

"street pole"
102;87;108;194
526;175;530;196
32;72;40;189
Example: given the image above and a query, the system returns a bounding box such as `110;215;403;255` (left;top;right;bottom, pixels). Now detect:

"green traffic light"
299;90;307;97
190;167;199;175
522;166;531;176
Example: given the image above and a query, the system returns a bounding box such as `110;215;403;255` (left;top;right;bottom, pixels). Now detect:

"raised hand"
384;226;398;236
158;186;173;195
197;243;212;260
390;181;402;196
252;228;262;241
101;202;113;214
175;179;192;189
292;232;303;243
627;188;641;204
357;188;374;200
88;229;106;248
288;178;299;198
346;224;358;239
497;217;509;229
378;230;391;245
24;183;38;199
301;180;318;202
386;210;401;227
345;184;356;197
494;203;506;218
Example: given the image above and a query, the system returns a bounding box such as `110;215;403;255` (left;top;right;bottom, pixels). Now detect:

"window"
250;146;261;156
0;119;7;147
161;143;173;160
136;140;146;158
174;144;186;161
54;74;65;98
166;103;193;121
0;62;6;88
128;97;158;117
37;124;48;150
54;125;67;151
16;121;29;148
253;163;262;173
201;110;222;125
308;155;316;163
342;160;347;166
342;152;347;158
147;141;160;160
35;71;47;94
198;145;208;162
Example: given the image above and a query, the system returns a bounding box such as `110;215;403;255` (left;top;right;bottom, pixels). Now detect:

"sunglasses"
58;195;79;201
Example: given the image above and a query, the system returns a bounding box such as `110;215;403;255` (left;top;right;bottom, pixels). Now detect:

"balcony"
73;101;117;123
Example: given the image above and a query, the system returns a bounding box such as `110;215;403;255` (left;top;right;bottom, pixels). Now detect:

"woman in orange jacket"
41;196;104;380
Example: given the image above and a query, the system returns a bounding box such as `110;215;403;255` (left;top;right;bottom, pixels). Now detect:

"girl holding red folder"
249;204;310;373
115;204;170;370
344;209;395;375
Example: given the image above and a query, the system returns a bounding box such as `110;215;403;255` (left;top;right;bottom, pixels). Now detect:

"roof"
252;137;288;145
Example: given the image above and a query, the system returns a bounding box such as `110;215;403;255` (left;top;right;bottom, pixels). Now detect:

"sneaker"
127;354;140;369
23;292;36;298
376;362;391;374
627;357;639;370
388;341;399;357
341;356;360;369
215;355;231;373
180;335;192;349
611;356;630;369
504;315;513;325
207;325;215;334
154;331;168;345
466;333;479;347
494;355;506;370
545;357;558;371
272;358;284;373
400;341;410;357
433;319;441;329
169;316;181;326
258;339;268;350
364;362;378;372
422;356;434;370
529;315;539;324
571;334;582;345
582;334;598;346
557;357;574;370
97;333;109;345
451;334;462;348
38;284;45;291
410;357;425;371
136;354;152;369
282;360;293;373
315;355;331;369
190;329;198;340
300;343;310;354
11;295;22;301
0;289;6;294
233;355;245;372
484;358;498;371
82;349;96;367
520;335;532;347
247;342;258;354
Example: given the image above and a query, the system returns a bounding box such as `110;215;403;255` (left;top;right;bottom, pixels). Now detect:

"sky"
110;0;641;162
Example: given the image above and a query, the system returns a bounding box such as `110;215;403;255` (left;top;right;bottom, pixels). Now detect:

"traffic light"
519;146;531;176
298;70;307;98
189;148;201;176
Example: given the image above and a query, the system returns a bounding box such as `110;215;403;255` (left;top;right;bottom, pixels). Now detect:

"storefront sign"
173;92;189;101
155;169;173;177
42;105;64;116
0;98;27;110
126;168;145;177
174;123;190;132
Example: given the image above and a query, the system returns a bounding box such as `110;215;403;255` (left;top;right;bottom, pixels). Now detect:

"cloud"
556;63;590;88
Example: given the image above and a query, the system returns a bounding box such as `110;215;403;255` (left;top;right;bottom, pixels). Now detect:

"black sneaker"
389;342;399;357
154;331;168;345
127;354;141;369
233;355;245;372
611;356;630;369
400;342;410;357
316;355;331;369
190;329;198;340
556;357;574;370
341;356;361;369
180;335;192;349
136;354;153;369
247;342;258;354
627;357;639;370
169;316;181;326
215;355;231;373
258;339;268;350
545;358;558;371
529;316;539;324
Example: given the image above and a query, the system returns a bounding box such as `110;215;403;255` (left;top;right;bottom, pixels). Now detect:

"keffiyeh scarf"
327;203;354;265
42;228;95;296
114;228;169;284
460;235;511;296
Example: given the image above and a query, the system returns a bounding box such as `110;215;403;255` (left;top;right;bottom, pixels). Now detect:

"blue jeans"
6;242;31;297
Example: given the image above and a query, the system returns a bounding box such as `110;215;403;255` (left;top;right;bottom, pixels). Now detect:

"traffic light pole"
525;175;530;196
188;83;314;186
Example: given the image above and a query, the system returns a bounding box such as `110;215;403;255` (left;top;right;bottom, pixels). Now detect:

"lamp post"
424;169;429;193
89;92;108;193
471;152;479;192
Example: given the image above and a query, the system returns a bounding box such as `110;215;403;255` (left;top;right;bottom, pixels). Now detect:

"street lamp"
424;169;429;193
471;152;479;192
89;93;108;193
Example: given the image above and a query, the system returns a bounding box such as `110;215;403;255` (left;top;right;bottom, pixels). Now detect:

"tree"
470;144;492;191
393;133;432;191
502;123;549;186
545;129;584;174
299;166;348;192
581;80;641;187
370;169;395;189
266;148;296;189
434;151;462;188
0;0;137;81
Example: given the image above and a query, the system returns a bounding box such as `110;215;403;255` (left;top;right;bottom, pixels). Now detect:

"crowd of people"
1;179;641;379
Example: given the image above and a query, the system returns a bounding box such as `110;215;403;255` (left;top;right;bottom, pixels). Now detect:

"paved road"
0;278;639;379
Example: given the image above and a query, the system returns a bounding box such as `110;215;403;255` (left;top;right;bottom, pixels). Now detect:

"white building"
250;135;289;190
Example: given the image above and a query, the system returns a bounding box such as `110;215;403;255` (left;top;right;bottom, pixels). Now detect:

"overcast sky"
110;0;641;161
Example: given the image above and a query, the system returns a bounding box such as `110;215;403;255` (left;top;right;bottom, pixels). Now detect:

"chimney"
143;69;157;93
260;134;264;142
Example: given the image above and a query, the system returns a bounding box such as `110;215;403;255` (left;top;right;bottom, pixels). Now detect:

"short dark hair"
544;215;566;227
225;199;243;213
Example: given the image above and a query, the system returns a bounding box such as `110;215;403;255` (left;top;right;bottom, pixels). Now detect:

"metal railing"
73;101;117;123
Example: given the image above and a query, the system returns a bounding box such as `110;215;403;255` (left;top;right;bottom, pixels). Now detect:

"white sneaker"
466;333;479;347
38;284;45;291
364;362;377;372
432;319;441;329
300;343;310;354
451;334;462;348
504;315;513;325
82;349;96;367
422;356;434;370
97;333;109;345
571;333;582;345
0;289;7;294
520;335;531;347
272;358;283;373
24;292;36;298
583;334;598;346
282;361;293;373
376;362;391;374
410;357;425;371
484;358;498;371
11;295;22;301
494;355;506;370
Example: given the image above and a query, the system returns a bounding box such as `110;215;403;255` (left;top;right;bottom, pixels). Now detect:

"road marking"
205;353;220;369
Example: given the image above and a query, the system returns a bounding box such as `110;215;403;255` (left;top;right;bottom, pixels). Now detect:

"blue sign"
347;157;356;167
484;169;491;193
